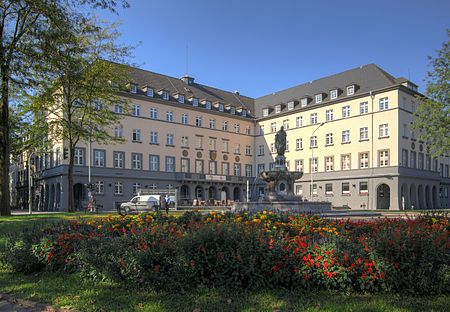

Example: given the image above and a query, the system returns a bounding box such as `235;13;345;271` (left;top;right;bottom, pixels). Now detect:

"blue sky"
97;0;449;98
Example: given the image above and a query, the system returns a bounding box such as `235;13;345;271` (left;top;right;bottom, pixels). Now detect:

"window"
295;159;304;171
132;183;141;195
379;150;389;167
165;156;175;172
296;185;303;195
209;161;217;174
360;102;368;115
166;111;174;122
132;104;140;116
208;138;216;151
433;158;438;172
222;121;228;131
131;153;142;170
114;104;123;114
192;98;199;106
181;136;189;147
418;153;424;170
150;108;157;119
114;182;123;195
310;136;318;148
205;101;211;109
245;164;253;177
315;94;322;103
346;85;355;95
146;87;154;97
360;127;369;141
209;119;216;129
178;94;185;104
342;105;350;118
287;101;295;110
341;154;351;170
270;122;277;133
149;155;159;171
263;108;269;117
259;125;264;135
149;183;157;190
379;97;389;110
235;124;240;133
300;98;308;107
113;151;124;168
283;119;289;129
402;149;408;167
325;156;334;171
95;181;104;194
166;134;174;145
326;109;333;121
410;151;417;169
402;123;408;137
74;148;84;165
296;116;303;128
330;89;338;100
234;144;241;154
181;113;188;124
275;105;281;113
325;133;333;146
359;182;368;194
342;130;350;143
271;143;275;153
162;90;169;100
258;145;265;156
296;138;303;150
310;183;318;196
129;84;137;93
114;126;123;138
342;182;350;195
234;163;241;176
359;152;369;168
379;124;389;138
219;104;224;112
445;164;449;177
222;162;230;175
196;116;203;127
257;163;265;174
269;162;275;171
223;141;229;153
310;113;318;125
310;158;318;173
150;131;158;144
196;136;203;149
245;145;251;156
94;150;105;167
325;183;333;194
245;126;251;135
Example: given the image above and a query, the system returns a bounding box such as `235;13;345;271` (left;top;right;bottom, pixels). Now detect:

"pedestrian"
160;194;166;213
165;194;170;215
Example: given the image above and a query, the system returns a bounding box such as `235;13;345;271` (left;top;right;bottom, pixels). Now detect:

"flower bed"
1;211;449;294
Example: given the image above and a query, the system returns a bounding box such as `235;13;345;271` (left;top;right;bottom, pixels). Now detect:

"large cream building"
12;64;450;211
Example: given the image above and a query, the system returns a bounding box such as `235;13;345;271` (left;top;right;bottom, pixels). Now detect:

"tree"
0;0;128;216
27;17;131;212
413;31;450;158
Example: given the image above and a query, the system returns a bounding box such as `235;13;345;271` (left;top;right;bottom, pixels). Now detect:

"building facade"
12;64;450;211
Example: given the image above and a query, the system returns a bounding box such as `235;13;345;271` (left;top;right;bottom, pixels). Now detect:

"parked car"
118;195;161;216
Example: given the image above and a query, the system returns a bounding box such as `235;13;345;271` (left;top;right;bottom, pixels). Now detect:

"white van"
118;195;161;215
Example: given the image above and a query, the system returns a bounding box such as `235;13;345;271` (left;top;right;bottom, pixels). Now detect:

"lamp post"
310;122;325;201
28;151;35;215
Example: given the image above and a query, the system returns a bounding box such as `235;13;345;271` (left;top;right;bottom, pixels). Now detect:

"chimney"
181;76;195;85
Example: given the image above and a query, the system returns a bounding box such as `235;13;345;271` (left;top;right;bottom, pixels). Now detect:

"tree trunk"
67;145;74;212
0;68;11;216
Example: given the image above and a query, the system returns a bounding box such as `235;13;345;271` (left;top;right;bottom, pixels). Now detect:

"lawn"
0;213;448;312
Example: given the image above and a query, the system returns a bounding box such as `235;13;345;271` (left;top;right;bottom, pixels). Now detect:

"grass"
0;213;449;312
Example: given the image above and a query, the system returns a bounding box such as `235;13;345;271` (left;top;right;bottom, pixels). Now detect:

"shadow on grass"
0;271;449;312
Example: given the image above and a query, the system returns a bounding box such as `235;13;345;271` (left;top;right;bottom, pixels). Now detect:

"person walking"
160;194;166;213
165;194;170;215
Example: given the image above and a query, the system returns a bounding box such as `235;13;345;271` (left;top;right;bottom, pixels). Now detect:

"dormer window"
315;94;323;103
192;97;199;107
162;90;169;100
275;105;281;113
300;98;308;107
218;104;224;112
346;85;355;96
129;83;137;94
242;109;247;117
178;94;185;104
145;86;154;97
330;89;338;100
263;108;269;117
230;107;236;115
205;101;211;109
288;101;295;110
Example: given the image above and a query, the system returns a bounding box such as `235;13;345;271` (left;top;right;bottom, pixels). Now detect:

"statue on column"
275;126;287;156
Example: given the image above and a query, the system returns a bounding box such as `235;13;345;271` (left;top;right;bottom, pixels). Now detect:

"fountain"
234;126;331;214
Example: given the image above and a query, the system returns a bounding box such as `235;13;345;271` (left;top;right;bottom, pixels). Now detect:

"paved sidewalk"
0;293;78;312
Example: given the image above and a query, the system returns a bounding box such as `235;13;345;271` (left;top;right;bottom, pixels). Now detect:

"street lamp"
310;122;325;201
28;151;35;215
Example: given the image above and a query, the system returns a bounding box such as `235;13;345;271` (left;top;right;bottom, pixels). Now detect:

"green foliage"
413;31;450;157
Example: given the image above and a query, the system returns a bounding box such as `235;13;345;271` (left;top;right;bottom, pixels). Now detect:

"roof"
127;66;256;116
254;64;402;118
